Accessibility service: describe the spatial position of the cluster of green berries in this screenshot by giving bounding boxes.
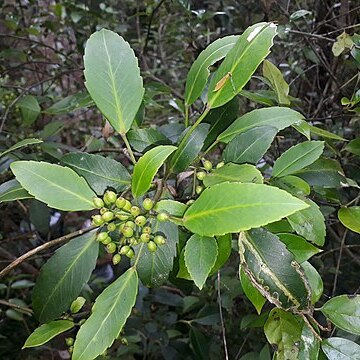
[195,158,224,194]
[91,191,169,265]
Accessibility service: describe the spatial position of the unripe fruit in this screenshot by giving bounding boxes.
[115,197,126,209]
[120,245,131,255]
[103,190,117,205]
[115,212,129,221]
[143,198,154,211]
[147,241,157,253]
[97,232,108,242]
[101,236,112,245]
[65,337,74,346]
[157,212,169,222]
[125,221,136,228]
[186,199,195,205]
[135,215,147,227]
[196,171,206,181]
[93,197,104,209]
[112,254,121,265]
[123,200,132,212]
[216,161,225,168]
[154,235,166,245]
[140,233,150,243]
[203,159,212,171]
[107,223,116,232]
[92,215,104,226]
[142,226,152,234]
[130,206,140,217]
[195,185,203,194]
[119,223,125,231]
[100,207,108,215]
[129,237,138,245]
[102,211,114,222]
[122,226,134,238]
[126,248,135,258]
[106,242,117,253]
[68,346,73,354]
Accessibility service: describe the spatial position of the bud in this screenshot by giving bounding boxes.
[126,248,135,258]
[106,242,117,254]
[112,254,121,265]
[107,223,116,232]
[92,215,104,226]
[65,337,74,346]
[123,200,132,212]
[103,190,117,205]
[102,211,114,222]
[120,245,131,255]
[142,198,154,211]
[96,232,108,242]
[115,197,126,209]
[195,185,203,194]
[93,197,104,209]
[130,206,141,217]
[216,161,225,168]
[135,215,147,227]
[202,159,212,171]
[122,226,134,238]
[196,171,206,181]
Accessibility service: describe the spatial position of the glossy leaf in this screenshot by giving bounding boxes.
[135,221,178,287]
[203,163,263,187]
[168,123,209,173]
[272,141,324,178]
[263,60,290,105]
[240,267,266,314]
[11,161,96,211]
[264,308,303,360]
[277,233,322,263]
[18,95,40,125]
[210,234,232,274]
[218,107,304,144]
[154,199,187,217]
[132,145,176,197]
[302,261,323,304]
[287,199,326,246]
[208,22,277,108]
[321,295,360,335]
[185,35,239,106]
[298,322,320,360]
[84,29,144,134]
[224,126,277,164]
[0,179,33,203]
[184,234,218,289]
[309,125,345,140]
[23,320,74,348]
[322,337,360,360]
[44,92,93,114]
[239,229,311,310]
[0,138,43,158]
[127,128,170,152]
[338,207,360,233]
[32,231,98,323]
[271,175,310,197]
[72,268,138,360]
[183,182,309,236]
[62,152,130,195]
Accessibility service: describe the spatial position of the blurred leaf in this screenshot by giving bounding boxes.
[302,261,323,304]
[128,128,170,152]
[0,179,33,203]
[338,207,360,233]
[44,92,93,114]
[345,138,360,156]
[0,138,43,158]
[18,95,40,125]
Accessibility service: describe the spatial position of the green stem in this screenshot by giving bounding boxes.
[184,105,189,128]
[121,133,136,164]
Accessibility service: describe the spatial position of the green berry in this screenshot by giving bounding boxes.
[115,197,126,209]
[120,245,131,255]
[93,197,104,209]
[123,200,132,212]
[115,212,129,221]
[92,215,104,226]
[129,237,138,245]
[157,212,169,222]
[216,161,225,168]
[186,199,195,205]
[195,185,203,194]
[130,206,140,217]
[97,232,108,242]
[107,223,116,232]
[203,159,212,171]
[147,241,157,253]
[112,254,121,265]
[122,226,134,238]
[103,190,117,205]
[100,207,108,215]
[125,221,136,228]
[68,346,73,354]
[65,337,74,346]
[101,236,112,245]
[154,235,166,245]
[135,215,147,227]
[102,211,114,222]
[196,171,206,181]
[142,226,152,234]
[126,248,135,258]
[143,198,154,211]
[106,242,117,253]
[140,233,150,243]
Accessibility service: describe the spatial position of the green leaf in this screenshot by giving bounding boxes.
[240,267,266,314]
[132,145,176,197]
[32,231,98,323]
[321,295,360,335]
[168,123,209,173]
[272,141,324,178]
[127,128,170,152]
[338,207,360,233]
[0,138,43,158]
[287,199,326,246]
[322,337,360,360]
[84,29,144,134]
[271,175,310,197]
[309,125,345,140]
[184,234,218,289]
[11,161,96,211]
[239,229,311,310]
[44,92,94,114]
[218,107,304,144]
[135,221,178,287]
[345,138,360,156]
[240,89,277,106]
[154,199,187,218]
[208,22,277,108]
[262,60,290,105]
[18,95,40,125]
[72,268,138,360]
[62,152,131,195]
[0,179,33,203]
[224,126,277,164]
[302,261,323,304]
[183,182,309,236]
[298,322,320,360]
[23,320,74,348]
[203,163,263,187]
[264,308,303,360]
[277,233,322,263]
[210,234,232,274]
[185,35,239,106]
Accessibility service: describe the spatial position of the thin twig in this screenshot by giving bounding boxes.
[332,228,349,296]
[217,271,229,360]
[0,299,33,314]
